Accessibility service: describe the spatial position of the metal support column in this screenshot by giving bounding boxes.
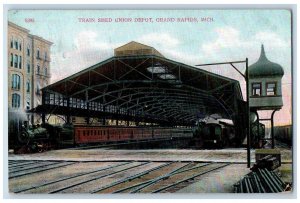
[246,58,251,168]
[86,105,90,124]
[271,109,279,149]
[86,91,90,125]
[254,111,260,148]
[102,105,106,125]
[66,97,70,124]
[41,91,46,124]
[126,110,130,126]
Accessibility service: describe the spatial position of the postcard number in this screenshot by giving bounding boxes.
[25,18,35,23]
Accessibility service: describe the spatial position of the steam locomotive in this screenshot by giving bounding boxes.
[13,122,72,153]
[193,118,265,148]
[12,121,193,153]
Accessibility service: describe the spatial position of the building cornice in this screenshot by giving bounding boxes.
[29,34,53,45]
[8,21,53,45]
[8,21,30,33]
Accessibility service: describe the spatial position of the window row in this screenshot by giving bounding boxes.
[10,38,22,51]
[10,57,49,76]
[10,54,22,69]
[11,74,31,93]
[252,82,277,96]
[11,94,31,109]
[9,40,49,61]
[36,49,49,60]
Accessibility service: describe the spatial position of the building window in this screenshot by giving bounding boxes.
[12,93,21,108]
[12,74,21,90]
[26,81,30,93]
[10,54,13,67]
[36,82,41,95]
[18,56,22,69]
[19,40,22,51]
[37,65,40,74]
[10,38,13,48]
[252,83,261,96]
[26,100,30,110]
[44,67,47,76]
[45,52,47,60]
[36,49,40,59]
[15,40,19,50]
[27,47,30,56]
[27,63,30,73]
[266,82,276,96]
[14,54,18,68]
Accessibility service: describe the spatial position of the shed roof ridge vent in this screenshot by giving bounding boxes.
[114,41,164,57]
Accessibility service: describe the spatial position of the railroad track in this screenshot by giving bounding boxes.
[275,140,291,149]
[9,160,230,194]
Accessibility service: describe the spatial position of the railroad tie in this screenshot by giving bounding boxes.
[234,168,286,193]
[91,161,175,194]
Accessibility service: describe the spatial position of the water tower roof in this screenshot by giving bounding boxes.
[248,45,284,77]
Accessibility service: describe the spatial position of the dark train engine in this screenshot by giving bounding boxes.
[16,122,51,153]
[193,119,235,148]
[251,122,266,148]
[14,122,74,153]
[193,116,266,149]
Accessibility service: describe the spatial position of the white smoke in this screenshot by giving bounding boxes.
[8,107,28,123]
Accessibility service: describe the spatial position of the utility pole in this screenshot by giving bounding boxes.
[245,58,251,168]
[196,59,251,168]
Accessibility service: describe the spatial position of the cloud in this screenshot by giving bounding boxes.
[136,33,201,65]
[195,26,291,81]
[138,33,180,48]
[199,27,290,64]
[202,27,240,53]
[50,31,121,82]
[254,31,289,48]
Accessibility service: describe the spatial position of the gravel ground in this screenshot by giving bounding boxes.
[8,147,292,163]
[176,164,249,193]
[7,147,293,194]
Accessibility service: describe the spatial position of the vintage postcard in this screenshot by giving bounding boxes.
[5,8,293,196]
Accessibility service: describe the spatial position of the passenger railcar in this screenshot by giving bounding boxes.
[14,122,193,153]
[73,125,192,145]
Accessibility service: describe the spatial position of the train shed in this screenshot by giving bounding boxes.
[32,41,247,137]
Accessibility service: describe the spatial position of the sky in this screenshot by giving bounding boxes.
[8,10,292,126]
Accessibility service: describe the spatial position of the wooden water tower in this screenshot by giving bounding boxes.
[248,45,284,148]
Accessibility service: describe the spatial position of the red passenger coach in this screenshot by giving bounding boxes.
[75,126,109,144]
[73,125,193,145]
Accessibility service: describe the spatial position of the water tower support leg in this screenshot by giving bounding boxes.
[271,109,279,149]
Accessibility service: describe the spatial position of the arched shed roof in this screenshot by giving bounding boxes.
[34,42,245,126]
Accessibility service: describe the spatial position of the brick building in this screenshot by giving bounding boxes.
[8,21,52,124]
